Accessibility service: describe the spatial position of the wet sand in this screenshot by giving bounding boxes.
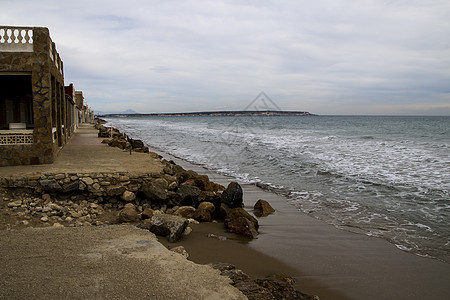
[157,148,450,300]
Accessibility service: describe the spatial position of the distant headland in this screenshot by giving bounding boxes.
[98,110,316,117]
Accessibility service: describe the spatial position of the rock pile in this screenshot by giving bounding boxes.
[0,121,278,242]
[209,263,319,300]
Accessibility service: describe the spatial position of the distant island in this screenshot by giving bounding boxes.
[98,110,316,117]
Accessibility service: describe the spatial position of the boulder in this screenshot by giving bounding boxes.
[143,214,189,243]
[194,201,215,222]
[106,185,126,197]
[130,139,145,149]
[198,191,222,218]
[174,206,196,218]
[119,205,138,223]
[39,179,62,192]
[225,208,259,238]
[121,190,136,202]
[253,199,275,217]
[193,174,211,190]
[197,201,215,213]
[141,178,168,202]
[209,263,319,300]
[141,208,154,219]
[176,184,201,206]
[221,182,243,208]
[108,137,130,149]
[193,208,212,222]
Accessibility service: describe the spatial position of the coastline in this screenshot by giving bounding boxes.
[1,122,449,299]
[146,143,450,300]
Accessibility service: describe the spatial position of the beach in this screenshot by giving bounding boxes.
[157,148,450,300]
[1,122,449,299]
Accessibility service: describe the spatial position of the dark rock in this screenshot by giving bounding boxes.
[221,182,243,208]
[163,165,176,175]
[176,184,201,206]
[143,214,189,243]
[254,277,319,300]
[193,203,214,222]
[141,178,168,202]
[209,263,319,300]
[141,208,154,219]
[108,137,130,150]
[253,199,275,217]
[119,206,138,223]
[106,185,126,197]
[39,179,62,192]
[198,191,222,218]
[174,206,196,218]
[130,139,144,149]
[225,207,259,238]
[62,181,79,192]
[226,216,259,239]
[193,174,210,190]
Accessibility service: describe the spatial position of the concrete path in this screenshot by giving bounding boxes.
[0,226,245,299]
[0,124,164,177]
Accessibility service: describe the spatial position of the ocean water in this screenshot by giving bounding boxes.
[105,115,450,263]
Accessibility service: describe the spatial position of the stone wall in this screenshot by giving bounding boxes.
[0,172,168,201]
[0,27,66,166]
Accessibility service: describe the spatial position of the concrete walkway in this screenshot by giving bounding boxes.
[0,226,245,299]
[0,124,164,177]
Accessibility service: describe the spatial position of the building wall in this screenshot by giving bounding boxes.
[0,27,66,166]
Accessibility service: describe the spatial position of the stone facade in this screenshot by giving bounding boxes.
[0,27,74,166]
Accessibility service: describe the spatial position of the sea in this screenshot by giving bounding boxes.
[105,115,450,263]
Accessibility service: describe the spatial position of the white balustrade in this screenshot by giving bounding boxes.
[0,27,33,52]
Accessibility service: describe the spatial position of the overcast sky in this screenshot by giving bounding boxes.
[2,0,450,115]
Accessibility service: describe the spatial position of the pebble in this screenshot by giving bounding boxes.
[40,216,49,222]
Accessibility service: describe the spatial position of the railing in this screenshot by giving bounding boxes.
[1,26,63,76]
[0,130,34,145]
[0,27,33,52]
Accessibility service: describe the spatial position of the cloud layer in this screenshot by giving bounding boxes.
[2,0,450,115]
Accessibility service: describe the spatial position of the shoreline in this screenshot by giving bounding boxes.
[2,121,449,299]
[142,139,450,300]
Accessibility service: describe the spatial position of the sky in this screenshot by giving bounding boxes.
[2,0,450,115]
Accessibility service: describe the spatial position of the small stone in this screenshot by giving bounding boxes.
[82,177,94,185]
[170,246,189,259]
[183,226,193,236]
[168,181,178,190]
[53,222,64,227]
[174,206,196,218]
[42,194,51,202]
[92,183,101,190]
[119,207,138,223]
[121,190,136,202]
[7,200,22,208]
[70,211,82,218]
[40,216,49,222]
[141,208,154,219]
[65,216,74,222]
[188,218,199,225]
[54,174,65,180]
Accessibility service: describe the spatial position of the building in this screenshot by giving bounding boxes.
[64,83,79,132]
[0,26,76,166]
